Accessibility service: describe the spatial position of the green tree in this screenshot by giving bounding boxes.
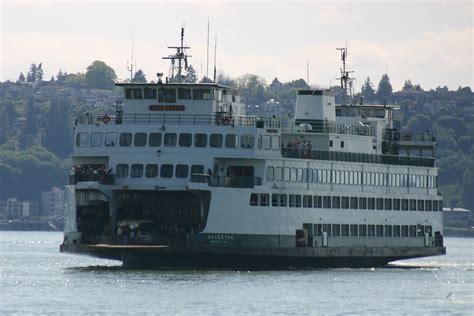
[132,69,147,83]
[217,73,236,87]
[0,100,16,127]
[402,79,413,91]
[268,78,283,94]
[18,72,26,83]
[200,76,213,83]
[361,77,376,103]
[437,116,467,138]
[64,73,87,86]
[85,60,117,89]
[376,73,393,104]
[56,69,65,83]
[0,107,9,144]
[26,64,37,82]
[406,113,432,133]
[44,97,72,158]
[236,74,267,106]
[36,63,44,81]
[458,136,472,154]
[184,65,197,83]
[19,99,40,149]
[0,146,68,201]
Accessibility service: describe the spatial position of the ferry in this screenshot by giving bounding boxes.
[60,28,446,268]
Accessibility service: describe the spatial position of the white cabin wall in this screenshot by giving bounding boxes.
[295,93,336,123]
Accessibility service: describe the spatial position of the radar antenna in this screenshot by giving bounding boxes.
[163,23,192,82]
[336,43,355,106]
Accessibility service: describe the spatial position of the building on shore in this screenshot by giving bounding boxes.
[0,198,39,219]
[41,187,65,215]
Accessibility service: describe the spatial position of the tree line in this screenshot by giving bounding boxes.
[0,60,473,211]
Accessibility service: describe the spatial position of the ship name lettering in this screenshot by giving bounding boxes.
[207,234,234,240]
[149,105,186,111]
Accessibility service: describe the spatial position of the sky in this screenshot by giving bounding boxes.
[1,0,472,91]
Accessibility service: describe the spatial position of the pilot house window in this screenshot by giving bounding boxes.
[144,88,157,99]
[193,89,211,100]
[178,88,192,99]
[125,88,143,99]
[133,89,143,99]
[158,89,176,103]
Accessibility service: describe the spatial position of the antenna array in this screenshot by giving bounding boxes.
[336,43,355,106]
[162,24,192,82]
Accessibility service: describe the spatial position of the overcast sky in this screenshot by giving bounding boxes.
[1,0,472,90]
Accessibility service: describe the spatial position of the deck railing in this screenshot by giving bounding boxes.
[77,113,281,129]
[383,130,436,142]
[281,148,434,167]
[190,174,262,188]
[283,121,375,137]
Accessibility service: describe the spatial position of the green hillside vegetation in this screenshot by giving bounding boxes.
[0,63,473,211]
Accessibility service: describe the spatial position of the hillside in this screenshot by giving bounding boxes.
[0,66,473,212]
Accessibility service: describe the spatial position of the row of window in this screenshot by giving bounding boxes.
[76,132,281,151]
[125,87,213,102]
[312,223,432,238]
[249,193,442,212]
[266,166,437,189]
[116,164,204,179]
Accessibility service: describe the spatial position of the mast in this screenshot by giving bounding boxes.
[162,26,192,82]
[206,19,210,79]
[213,36,217,82]
[336,43,355,106]
[127,35,135,81]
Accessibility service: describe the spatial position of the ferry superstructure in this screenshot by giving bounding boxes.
[60,29,445,268]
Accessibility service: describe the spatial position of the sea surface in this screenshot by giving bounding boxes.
[0,232,473,315]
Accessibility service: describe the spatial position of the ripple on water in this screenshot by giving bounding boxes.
[1,232,473,314]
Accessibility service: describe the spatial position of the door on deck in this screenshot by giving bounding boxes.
[303,223,313,247]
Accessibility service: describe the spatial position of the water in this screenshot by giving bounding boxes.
[1,232,473,315]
